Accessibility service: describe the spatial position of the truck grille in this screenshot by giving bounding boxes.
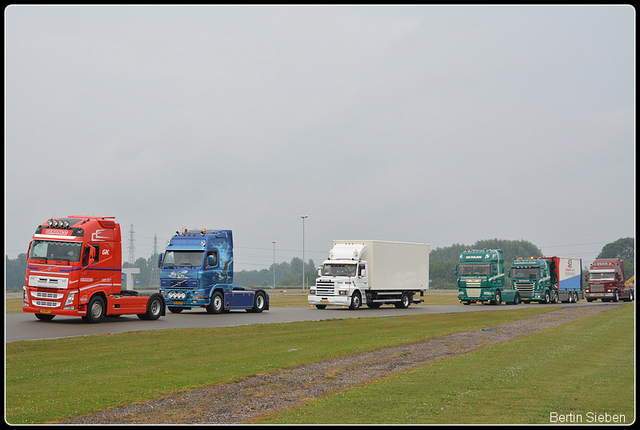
[590,285,604,293]
[466,288,481,298]
[315,280,335,296]
[515,283,534,297]
[32,291,64,300]
[34,300,60,308]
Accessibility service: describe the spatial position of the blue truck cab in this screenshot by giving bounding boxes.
[159,229,269,314]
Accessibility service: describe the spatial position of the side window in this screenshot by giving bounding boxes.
[82,245,100,266]
[207,251,218,267]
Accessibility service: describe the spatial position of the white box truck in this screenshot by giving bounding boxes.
[308,240,429,309]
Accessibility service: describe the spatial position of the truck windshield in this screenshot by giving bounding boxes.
[589,272,615,281]
[510,267,540,279]
[163,250,205,268]
[322,264,357,277]
[458,264,490,275]
[29,240,82,262]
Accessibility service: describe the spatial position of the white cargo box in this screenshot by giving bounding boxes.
[332,240,429,291]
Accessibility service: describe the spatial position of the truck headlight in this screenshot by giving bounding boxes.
[65,292,76,306]
[309,289,315,295]
[339,290,348,296]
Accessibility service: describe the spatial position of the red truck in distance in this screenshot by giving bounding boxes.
[22,216,165,323]
[585,258,634,302]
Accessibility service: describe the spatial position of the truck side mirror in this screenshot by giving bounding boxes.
[454,265,458,275]
[158,253,163,268]
[318,266,322,276]
[208,254,216,266]
[360,269,366,278]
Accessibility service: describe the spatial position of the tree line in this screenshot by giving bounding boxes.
[6,238,634,292]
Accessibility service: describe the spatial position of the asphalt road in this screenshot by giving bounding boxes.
[5,301,617,343]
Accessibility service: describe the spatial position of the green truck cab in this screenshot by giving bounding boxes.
[456,248,520,305]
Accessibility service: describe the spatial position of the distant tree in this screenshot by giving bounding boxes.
[5,253,27,291]
[597,237,634,261]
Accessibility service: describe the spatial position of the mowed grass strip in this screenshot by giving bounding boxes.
[6,307,552,424]
[257,304,634,425]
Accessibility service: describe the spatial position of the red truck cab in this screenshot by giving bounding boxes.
[23,216,165,322]
[585,258,634,302]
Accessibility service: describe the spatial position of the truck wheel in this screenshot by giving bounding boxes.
[207,291,224,314]
[349,292,361,310]
[572,292,579,303]
[251,291,266,313]
[315,305,327,309]
[35,313,56,321]
[553,291,559,303]
[138,294,164,320]
[543,291,550,304]
[613,290,619,302]
[493,290,501,305]
[86,296,105,323]
[511,293,521,305]
[395,292,411,308]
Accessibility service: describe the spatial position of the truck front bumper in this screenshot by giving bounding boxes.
[308,295,351,307]
[23,303,86,317]
[585,292,615,300]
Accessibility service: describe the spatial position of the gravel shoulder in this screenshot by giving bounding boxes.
[61,304,621,424]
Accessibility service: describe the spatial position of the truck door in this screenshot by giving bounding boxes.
[358,263,368,289]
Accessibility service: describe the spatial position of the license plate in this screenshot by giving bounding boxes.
[595,294,601,297]
[39,309,52,314]
[321,300,329,303]
[174,301,183,305]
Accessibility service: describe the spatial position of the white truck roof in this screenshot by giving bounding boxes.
[329,243,366,260]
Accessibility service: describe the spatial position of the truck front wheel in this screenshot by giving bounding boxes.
[349,292,361,310]
[493,290,501,305]
[207,291,224,314]
[543,291,550,304]
[86,296,105,323]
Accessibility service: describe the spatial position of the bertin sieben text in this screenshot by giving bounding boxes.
[549,411,627,423]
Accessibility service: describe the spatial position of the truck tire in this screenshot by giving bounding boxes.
[86,295,105,323]
[543,291,550,304]
[349,292,361,310]
[613,290,619,302]
[35,313,56,321]
[493,290,501,305]
[623,290,634,302]
[315,304,327,309]
[510,293,521,305]
[207,291,224,314]
[138,294,164,320]
[572,292,579,303]
[250,291,266,313]
[395,292,411,308]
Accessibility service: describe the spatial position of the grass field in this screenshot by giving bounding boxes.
[257,304,635,425]
[7,305,552,424]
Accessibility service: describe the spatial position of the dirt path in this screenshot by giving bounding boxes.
[62,304,620,424]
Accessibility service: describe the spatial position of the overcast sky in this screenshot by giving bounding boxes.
[5,5,635,271]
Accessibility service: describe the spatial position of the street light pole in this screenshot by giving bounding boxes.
[300,215,308,292]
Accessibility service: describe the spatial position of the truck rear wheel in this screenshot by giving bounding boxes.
[395,292,411,308]
[86,296,105,323]
[250,291,266,313]
[138,294,164,320]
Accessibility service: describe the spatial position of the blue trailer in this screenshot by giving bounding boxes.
[159,229,269,314]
